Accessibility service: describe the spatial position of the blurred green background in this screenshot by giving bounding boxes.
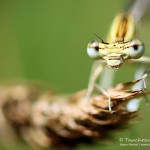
[0,0,150,150]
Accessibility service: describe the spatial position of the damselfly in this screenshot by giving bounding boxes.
[85,9,150,111]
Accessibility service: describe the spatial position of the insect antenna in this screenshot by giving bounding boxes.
[93,33,109,44]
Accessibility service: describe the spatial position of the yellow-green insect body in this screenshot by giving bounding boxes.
[107,13,136,42]
[85,12,149,111]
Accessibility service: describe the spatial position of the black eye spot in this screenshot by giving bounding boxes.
[95,46,99,51]
[133,45,138,50]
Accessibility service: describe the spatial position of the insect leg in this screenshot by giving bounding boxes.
[84,61,105,102]
[100,67,116,89]
[126,67,148,112]
[128,56,150,64]
[94,83,112,111]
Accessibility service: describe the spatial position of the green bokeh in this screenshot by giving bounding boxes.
[0,0,150,150]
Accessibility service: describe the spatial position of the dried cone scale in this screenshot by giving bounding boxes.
[0,74,150,149]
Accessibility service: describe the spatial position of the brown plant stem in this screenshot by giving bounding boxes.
[0,76,149,149]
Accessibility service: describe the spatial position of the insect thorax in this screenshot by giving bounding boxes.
[107,13,136,43]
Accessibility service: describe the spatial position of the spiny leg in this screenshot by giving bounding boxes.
[84,61,105,102]
[126,68,150,112]
[132,70,148,90]
[94,83,112,111]
[141,70,150,104]
[126,56,150,91]
[114,68,150,91]
[141,70,150,90]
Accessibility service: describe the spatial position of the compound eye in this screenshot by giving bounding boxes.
[128,40,145,59]
[87,41,100,59]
